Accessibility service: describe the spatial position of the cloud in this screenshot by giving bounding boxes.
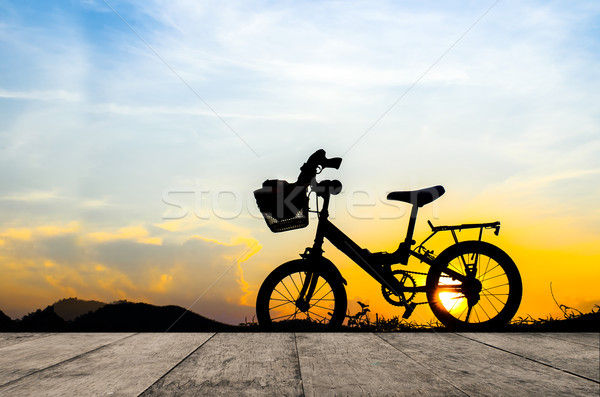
[0,223,261,323]
[86,225,162,245]
[0,0,599,323]
[0,190,62,202]
[0,89,82,102]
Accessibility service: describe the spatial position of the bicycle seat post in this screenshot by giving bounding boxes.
[404,204,419,247]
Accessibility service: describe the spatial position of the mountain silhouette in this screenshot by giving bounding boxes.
[17,305,67,332]
[0,309,13,331]
[53,297,106,321]
[72,302,234,332]
[6,301,234,332]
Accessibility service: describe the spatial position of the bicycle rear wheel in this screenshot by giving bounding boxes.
[256,259,347,330]
[426,241,522,330]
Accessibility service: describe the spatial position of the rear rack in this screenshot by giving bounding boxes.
[428,220,500,236]
[424,220,500,248]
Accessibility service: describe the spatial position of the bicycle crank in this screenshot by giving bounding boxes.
[382,270,417,306]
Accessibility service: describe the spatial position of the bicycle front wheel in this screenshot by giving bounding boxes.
[256,259,347,331]
[426,241,522,330]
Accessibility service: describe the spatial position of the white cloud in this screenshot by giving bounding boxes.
[0,0,599,321]
[0,89,82,102]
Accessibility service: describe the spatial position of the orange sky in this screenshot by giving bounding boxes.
[1,1,599,325]
[2,188,598,326]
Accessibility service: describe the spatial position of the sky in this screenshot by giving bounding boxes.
[0,0,598,325]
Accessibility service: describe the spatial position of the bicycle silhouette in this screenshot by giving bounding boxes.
[254,149,522,330]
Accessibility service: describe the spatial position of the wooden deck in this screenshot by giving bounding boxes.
[0,332,597,396]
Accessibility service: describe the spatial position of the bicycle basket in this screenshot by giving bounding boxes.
[254,179,309,232]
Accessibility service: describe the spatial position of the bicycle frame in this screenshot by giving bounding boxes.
[256,150,522,329]
[302,189,502,302]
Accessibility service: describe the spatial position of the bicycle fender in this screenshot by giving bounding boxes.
[306,257,347,285]
[431,240,511,269]
[430,241,476,269]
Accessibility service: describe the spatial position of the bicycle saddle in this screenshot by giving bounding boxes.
[387,185,445,207]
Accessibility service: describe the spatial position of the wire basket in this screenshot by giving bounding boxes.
[254,179,309,233]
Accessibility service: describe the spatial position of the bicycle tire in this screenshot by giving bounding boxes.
[256,259,347,331]
[426,241,522,330]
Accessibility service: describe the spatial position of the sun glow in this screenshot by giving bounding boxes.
[439,291,465,313]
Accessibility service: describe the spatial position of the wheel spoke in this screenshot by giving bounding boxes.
[474,306,481,323]
[307,310,329,321]
[311,289,334,308]
[482,288,507,306]
[273,287,293,302]
[479,263,501,280]
[269,297,295,302]
[311,303,335,311]
[311,277,328,297]
[289,272,302,294]
[476,300,491,320]
[480,256,492,283]
[280,277,297,302]
[271,308,299,321]
[448,259,465,276]
[286,307,300,321]
[269,301,295,311]
[483,293,501,314]
[447,294,462,312]
[483,282,509,291]
[482,272,506,283]
[456,303,468,320]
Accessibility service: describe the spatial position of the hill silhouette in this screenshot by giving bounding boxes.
[73,302,234,332]
[0,309,14,331]
[53,297,106,321]
[1,300,597,332]
[17,305,67,332]
[0,301,234,332]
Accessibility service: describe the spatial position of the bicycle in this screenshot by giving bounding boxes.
[254,149,522,330]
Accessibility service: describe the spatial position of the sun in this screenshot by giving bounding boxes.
[438,291,466,313]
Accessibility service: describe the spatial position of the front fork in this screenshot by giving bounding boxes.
[296,196,330,311]
[295,270,319,312]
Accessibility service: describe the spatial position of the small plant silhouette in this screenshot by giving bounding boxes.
[347,301,371,328]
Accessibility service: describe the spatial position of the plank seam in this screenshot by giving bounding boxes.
[136,332,217,396]
[0,333,139,389]
[455,333,600,385]
[375,333,471,396]
[293,333,306,397]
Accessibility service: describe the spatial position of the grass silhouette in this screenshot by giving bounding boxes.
[241,299,599,332]
[246,283,599,332]
[1,292,597,332]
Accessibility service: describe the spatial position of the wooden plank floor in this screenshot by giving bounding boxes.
[0,333,597,396]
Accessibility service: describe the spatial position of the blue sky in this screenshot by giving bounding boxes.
[1,0,599,322]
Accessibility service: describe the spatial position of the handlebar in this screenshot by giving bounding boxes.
[296,149,342,185]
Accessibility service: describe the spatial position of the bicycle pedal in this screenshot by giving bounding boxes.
[402,303,417,319]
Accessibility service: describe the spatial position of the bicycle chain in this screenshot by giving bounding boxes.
[381,268,456,307]
[403,270,428,277]
[406,269,455,279]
